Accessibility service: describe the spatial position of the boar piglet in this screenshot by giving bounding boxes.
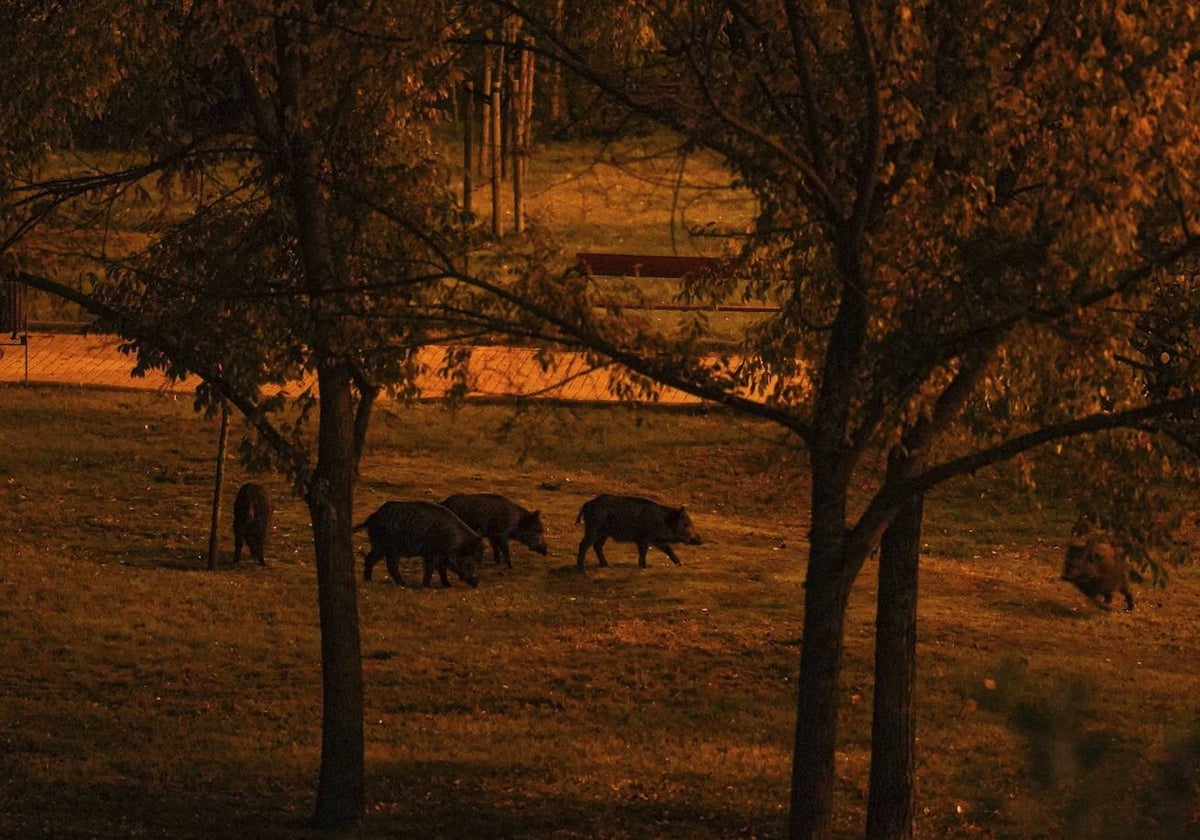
[575,493,702,570]
[355,501,482,588]
[440,492,548,567]
[233,482,272,566]
[1062,538,1135,611]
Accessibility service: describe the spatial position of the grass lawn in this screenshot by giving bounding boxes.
[1,387,1198,839]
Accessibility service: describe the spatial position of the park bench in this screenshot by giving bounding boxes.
[575,252,779,312]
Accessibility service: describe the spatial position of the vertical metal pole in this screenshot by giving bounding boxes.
[207,400,230,570]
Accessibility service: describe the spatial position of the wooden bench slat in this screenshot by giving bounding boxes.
[575,251,780,313]
[576,252,720,278]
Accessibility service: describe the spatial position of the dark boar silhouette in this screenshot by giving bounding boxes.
[440,493,548,567]
[1062,538,1135,611]
[575,494,702,570]
[232,482,271,566]
[355,501,482,588]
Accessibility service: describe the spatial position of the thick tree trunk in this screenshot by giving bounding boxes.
[789,462,859,840]
[866,490,922,840]
[308,361,365,829]
[789,560,854,840]
[788,390,865,840]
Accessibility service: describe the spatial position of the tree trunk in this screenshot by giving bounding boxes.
[550,0,564,123]
[490,75,503,237]
[866,490,922,840]
[462,80,474,217]
[480,60,492,178]
[308,360,365,829]
[789,519,856,840]
[512,75,524,234]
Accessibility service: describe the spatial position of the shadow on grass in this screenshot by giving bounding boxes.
[106,547,211,572]
[364,758,781,840]
[991,596,1088,621]
[1,759,782,839]
[0,778,315,840]
[122,549,286,573]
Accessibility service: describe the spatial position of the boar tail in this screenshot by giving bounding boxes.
[574,506,585,525]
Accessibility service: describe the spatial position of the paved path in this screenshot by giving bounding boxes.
[0,332,703,405]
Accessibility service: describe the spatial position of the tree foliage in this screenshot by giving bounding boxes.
[6,1,472,429]
[1,0,487,829]
[489,2,1200,838]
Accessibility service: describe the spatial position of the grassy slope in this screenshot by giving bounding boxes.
[7,134,1199,838]
[1,389,1198,839]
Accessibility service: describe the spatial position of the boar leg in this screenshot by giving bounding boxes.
[423,557,453,588]
[1121,587,1135,611]
[576,534,610,568]
[384,554,406,586]
[592,537,610,567]
[496,536,512,567]
[655,543,683,566]
[252,539,267,567]
[233,535,244,564]
[364,549,381,581]
[637,542,650,569]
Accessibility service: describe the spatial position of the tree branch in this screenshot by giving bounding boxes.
[843,390,1200,570]
[847,0,882,244]
[450,267,813,438]
[12,270,306,477]
[914,394,1200,495]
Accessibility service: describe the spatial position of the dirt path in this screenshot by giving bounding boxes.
[0,332,702,404]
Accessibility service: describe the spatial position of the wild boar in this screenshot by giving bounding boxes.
[575,493,702,570]
[440,492,548,567]
[355,501,482,588]
[232,482,271,566]
[1062,538,1135,611]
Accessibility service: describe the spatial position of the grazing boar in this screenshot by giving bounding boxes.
[355,501,482,588]
[232,482,271,566]
[1062,538,1135,611]
[440,492,548,567]
[575,494,702,570]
